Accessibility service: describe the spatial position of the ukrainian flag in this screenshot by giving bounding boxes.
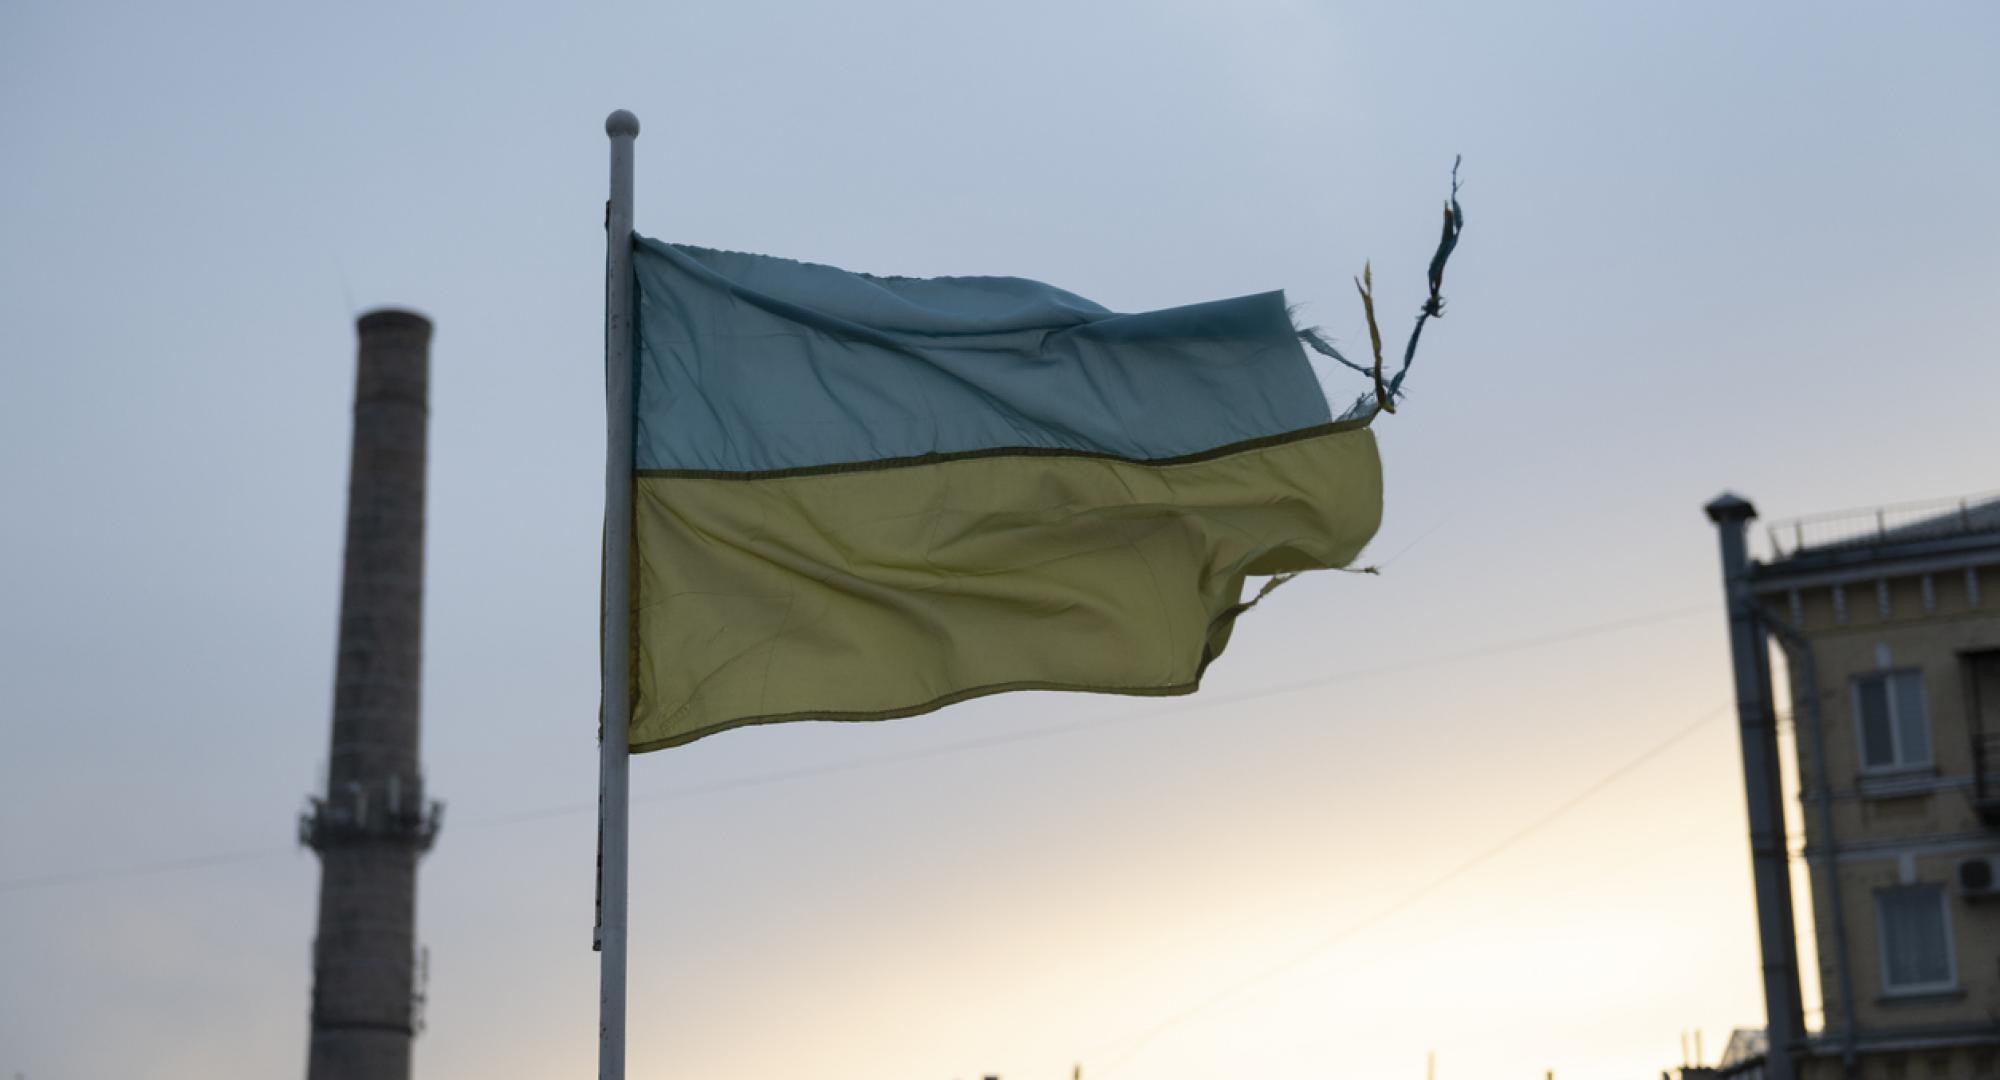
[623,238,1434,751]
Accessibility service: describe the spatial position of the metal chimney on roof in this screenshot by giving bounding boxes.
[301,309,441,1080]
[1703,491,1801,1080]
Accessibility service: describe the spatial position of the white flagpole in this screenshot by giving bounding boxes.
[597,108,639,1080]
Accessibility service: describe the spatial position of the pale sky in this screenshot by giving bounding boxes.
[3,3,1998,1079]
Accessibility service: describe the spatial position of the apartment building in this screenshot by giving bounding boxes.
[1702,491,2000,1080]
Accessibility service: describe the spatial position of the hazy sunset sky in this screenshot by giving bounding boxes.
[4,3,1998,1079]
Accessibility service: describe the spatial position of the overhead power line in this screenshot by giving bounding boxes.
[0,845,307,895]
[0,603,1716,896]
[1089,701,1734,1076]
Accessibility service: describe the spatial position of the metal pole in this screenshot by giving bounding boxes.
[597,108,640,1080]
[1763,616,1860,1078]
[1704,493,1802,1080]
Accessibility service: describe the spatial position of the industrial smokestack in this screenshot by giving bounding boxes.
[301,309,441,1080]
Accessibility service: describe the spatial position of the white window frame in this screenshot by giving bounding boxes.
[1852,668,1933,774]
[1874,884,1957,996]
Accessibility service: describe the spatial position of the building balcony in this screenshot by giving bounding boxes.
[1975,731,2000,829]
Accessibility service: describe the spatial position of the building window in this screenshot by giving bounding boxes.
[1854,670,1931,771]
[1876,885,1955,994]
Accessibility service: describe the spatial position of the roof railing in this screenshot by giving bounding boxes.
[1765,490,2000,561]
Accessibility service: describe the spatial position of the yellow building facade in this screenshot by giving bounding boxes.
[1712,493,2000,1080]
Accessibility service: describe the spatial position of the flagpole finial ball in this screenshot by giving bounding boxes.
[606,110,640,138]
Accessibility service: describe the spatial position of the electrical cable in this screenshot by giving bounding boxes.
[1088,701,1734,1076]
[0,602,1716,896]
